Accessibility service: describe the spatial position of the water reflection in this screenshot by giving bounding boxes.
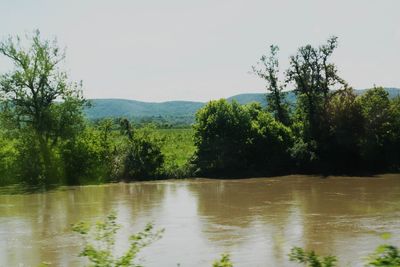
[0,175,400,266]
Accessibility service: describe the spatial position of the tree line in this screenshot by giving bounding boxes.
[193,37,400,176]
[0,31,399,186]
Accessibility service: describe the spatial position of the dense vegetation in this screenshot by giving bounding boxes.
[193,37,400,176]
[0,31,195,187]
[0,32,399,187]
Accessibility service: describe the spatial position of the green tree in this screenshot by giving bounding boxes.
[389,96,400,169]
[324,87,364,171]
[286,36,346,167]
[358,87,397,170]
[252,45,291,125]
[247,104,293,173]
[193,99,252,176]
[193,100,293,176]
[123,126,164,180]
[0,30,85,184]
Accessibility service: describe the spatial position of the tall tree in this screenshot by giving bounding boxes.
[286,37,346,166]
[0,30,85,184]
[253,45,290,126]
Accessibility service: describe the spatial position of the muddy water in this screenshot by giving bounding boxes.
[1,175,400,266]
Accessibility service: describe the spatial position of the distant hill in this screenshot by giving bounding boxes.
[354,87,400,98]
[85,88,400,122]
[85,99,204,121]
[227,91,297,106]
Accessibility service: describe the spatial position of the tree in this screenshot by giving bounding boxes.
[252,45,291,126]
[247,104,293,173]
[286,37,345,146]
[193,99,252,176]
[115,119,164,180]
[324,87,364,171]
[193,100,293,176]
[123,138,164,180]
[0,30,85,184]
[358,87,397,170]
[389,96,400,169]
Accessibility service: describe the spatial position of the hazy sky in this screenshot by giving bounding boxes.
[0,0,399,102]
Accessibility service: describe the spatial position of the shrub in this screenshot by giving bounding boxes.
[72,212,163,267]
[123,136,164,180]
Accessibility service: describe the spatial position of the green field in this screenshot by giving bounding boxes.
[151,128,196,178]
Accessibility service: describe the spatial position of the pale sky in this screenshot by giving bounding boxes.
[0,0,399,102]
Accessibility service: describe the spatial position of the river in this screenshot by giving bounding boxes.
[1,174,400,266]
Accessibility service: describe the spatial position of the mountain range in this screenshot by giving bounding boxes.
[84,88,400,123]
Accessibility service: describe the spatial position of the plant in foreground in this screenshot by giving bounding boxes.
[72,213,399,267]
[289,241,400,267]
[212,253,233,267]
[289,247,337,267]
[72,212,164,267]
[366,244,400,266]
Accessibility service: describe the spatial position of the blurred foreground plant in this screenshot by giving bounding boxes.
[72,212,163,267]
[365,234,400,267]
[212,253,233,267]
[289,247,337,267]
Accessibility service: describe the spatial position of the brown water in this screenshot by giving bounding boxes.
[1,175,400,267]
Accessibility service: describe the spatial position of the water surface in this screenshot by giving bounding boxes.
[1,175,400,266]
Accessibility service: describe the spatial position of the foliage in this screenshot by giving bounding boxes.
[289,242,400,267]
[286,36,346,169]
[247,104,293,172]
[212,253,233,267]
[252,45,291,126]
[72,212,163,267]
[358,87,399,170]
[193,100,293,176]
[123,126,164,180]
[0,132,18,185]
[193,99,252,176]
[61,127,114,185]
[155,128,195,178]
[0,30,85,185]
[366,244,400,266]
[322,87,364,171]
[289,247,337,267]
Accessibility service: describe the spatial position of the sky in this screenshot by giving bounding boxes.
[0,0,399,102]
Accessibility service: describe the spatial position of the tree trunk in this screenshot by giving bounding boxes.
[38,134,53,185]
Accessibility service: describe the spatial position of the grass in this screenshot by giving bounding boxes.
[154,128,196,177]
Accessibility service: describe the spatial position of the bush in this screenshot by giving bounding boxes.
[123,136,164,180]
[61,128,112,185]
[248,108,293,173]
[193,100,293,176]
[193,99,252,176]
[358,87,397,170]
